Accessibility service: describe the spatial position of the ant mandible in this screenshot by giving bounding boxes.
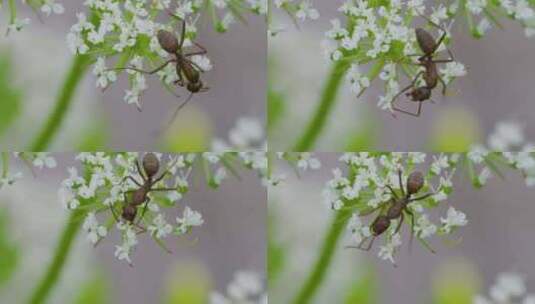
[110,153,178,232]
[112,18,210,130]
[347,170,434,253]
[391,16,455,117]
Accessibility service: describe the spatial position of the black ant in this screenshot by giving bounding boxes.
[347,170,434,253]
[110,153,177,231]
[111,18,210,130]
[391,16,455,117]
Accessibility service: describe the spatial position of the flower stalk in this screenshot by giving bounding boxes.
[28,54,91,151]
[291,208,351,304]
[27,209,83,304]
[292,60,349,151]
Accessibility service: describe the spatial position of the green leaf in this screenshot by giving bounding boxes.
[0,52,22,139]
[0,207,19,288]
[73,271,111,304]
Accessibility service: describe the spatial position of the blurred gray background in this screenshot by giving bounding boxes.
[0,154,266,303]
[269,2,535,151]
[270,153,535,303]
[0,2,265,150]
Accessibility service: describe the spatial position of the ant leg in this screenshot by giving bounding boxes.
[136,199,151,226]
[185,42,208,57]
[149,188,178,192]
[159,93,195,135]
[405,209,415,253]
[395,213,405,234]
[135,159,148,183]
[409,192,434,202]
[415,101,423,117]
[391,71,423,113]
[111,59,176,75]
[359,236,376,251]
[179,19,186,49]
[122,176,143,187]
[385,185,399,199]
[398,169,405,197]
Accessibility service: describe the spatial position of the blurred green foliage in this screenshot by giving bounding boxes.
[430,106,481,152]
[268,213,286,286]
[0,52,22,139]
[268,88,285,132]
[0,207,19,289]
[344,267,378,304]
[161,107,212,151]
[344,110,379,151]
[163,262,210,304]
[76,118,110,151]
[73,271,111,304]
[432,260,480,304]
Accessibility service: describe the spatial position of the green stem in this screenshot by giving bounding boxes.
[292,60,350,151]
[28,54,91,151]
[291,209,351,304]
[27,210,83,304]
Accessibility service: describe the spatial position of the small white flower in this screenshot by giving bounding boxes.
[440,207,468,233]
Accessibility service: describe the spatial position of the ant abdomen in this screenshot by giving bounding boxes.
[407,171,424,194]
[157,30,179,54]
[371,215,390,236]
[142,153,160,177]
[415,28,436,55]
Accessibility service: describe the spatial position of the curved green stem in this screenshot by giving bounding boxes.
[292,60,350,151]
[291,209,351,304]
[27,210,83,304]
[28,54,91,151]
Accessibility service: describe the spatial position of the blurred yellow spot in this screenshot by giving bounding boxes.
[163,261,211,304]
[430,106,482,152]
[432,258,481,304]
[161,106,213,152]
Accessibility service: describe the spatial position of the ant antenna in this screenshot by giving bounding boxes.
[157,92,194,135]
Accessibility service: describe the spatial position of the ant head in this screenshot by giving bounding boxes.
[407,87,431,101]
[407,171,424,195]
[122,205,137,222]
[142,153,160,178]
[157,30,179,54]
[372,215,390,236]
[187,81,203,93]
[415,28,436,56]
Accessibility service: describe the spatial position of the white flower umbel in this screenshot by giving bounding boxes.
[320,0,535,112]
[329,153,463,264]
[3,0,64,34]
[58,152,266,264]
[67,0,264,107]
[0,153,57,190]
[474,271,535,304]
[210,270,266,304]
[269,0,319,36]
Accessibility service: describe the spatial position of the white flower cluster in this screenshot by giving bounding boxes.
[0,152,57,190]
[210,270,267,304]
[469,121,535,187]
[323,153,467,264]
[58,152,205,265]
[269,0,319,36]
[212,116,266,151]
[202,151,269,189]
[474,272,535,304]
[264,152,321,186]
[68,0,263,108]
[4,0,64,34]
[321,0,535,112]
